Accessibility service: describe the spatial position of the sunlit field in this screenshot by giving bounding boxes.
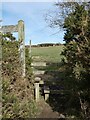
[31,45,64,63]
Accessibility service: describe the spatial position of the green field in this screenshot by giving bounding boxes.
[31,45,64,63]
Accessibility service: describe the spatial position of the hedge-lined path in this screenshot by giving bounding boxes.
[36,98,59,118]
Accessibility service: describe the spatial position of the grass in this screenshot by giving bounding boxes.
[31,45,64,63]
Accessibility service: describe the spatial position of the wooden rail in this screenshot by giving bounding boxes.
[33,70,45,75]
[31,62,46,67]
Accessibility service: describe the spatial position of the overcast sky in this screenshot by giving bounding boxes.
[2,2,65,45]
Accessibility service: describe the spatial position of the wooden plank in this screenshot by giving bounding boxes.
[44,86,50,93]
[33,70,45,75]
[31,62,46,67]
[44,89,69,94]
[50,90,69,94]
[39,80,44,84]
[0,25,18,33]
[44,90,50,94]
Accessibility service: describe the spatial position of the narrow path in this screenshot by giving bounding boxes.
[37,98,59,118]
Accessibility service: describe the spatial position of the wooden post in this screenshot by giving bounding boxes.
[44,86,50,101]
[0,22,2,119]
[45,93,49,101]
[34,82,39,102]
[29,40,31,58]
[18,20,25,77]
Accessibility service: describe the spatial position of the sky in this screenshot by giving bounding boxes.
[1,1,65,45]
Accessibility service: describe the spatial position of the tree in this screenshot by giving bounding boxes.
[2,32,16,41]
[25,47,33,81]
[62,3,90,119]
[47,2,90,119]
[2,33,37,118]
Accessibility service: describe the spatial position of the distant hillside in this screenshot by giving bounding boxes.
[26,43,63,48]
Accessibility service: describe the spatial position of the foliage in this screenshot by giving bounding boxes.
[36,43,62,47]
[2,38,20,78]
[47,2,90,119]
[2,33,37,118]
[2,32,16,41]
[45,2,77,29]
[2,76,37,118]
[25,47,33,81]
[61,3,90,119]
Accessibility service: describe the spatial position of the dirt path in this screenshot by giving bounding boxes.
[36,98,59,118]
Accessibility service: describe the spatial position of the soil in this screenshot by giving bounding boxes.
[37,98,59,118]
